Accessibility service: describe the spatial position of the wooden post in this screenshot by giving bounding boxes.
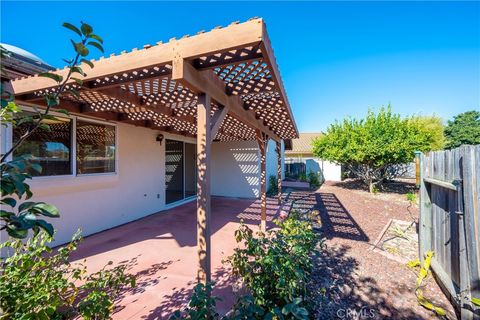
[276,141,282,205]
[257,131,268,232]
[196,93,211,284]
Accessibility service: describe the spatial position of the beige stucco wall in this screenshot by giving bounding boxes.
[1,119,284,247]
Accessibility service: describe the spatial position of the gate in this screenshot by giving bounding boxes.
[419,145,480,319]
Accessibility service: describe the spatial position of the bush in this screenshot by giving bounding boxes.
[268,175,279,196]
[170,282,220,320]
[226,211,318,319]
[298,173,307,182]
[0,231,135,319]
[307,172,322,189]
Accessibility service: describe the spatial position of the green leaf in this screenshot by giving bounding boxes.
[1,197,16,207]
[71,66,85,76]
[87,41,104,53]
[6,227,28,239]
[38,72,63,83]
[30,163,42,174]
[18,201,36,212]
[81,22,93,36]
[81,59,94,69]
[71,41,89,57]
[89,34,104,44]
[62,22,82,37]
[35,219,55,237]
[71,77,84,85]
[32,203,60,218]
[0,210,14,218]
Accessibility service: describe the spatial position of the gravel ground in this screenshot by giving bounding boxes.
[287,181,457,320]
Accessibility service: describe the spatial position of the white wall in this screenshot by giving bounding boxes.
[211,140,260,198]
[4,123,167,246]
[211,139,284,198]
[286,156,342,182]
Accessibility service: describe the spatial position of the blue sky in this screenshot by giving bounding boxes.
[1,1,479,132]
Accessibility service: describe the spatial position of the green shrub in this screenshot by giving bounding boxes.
[268,175,279,196]
[0,231,135,319]
[298,173,307,182]
[170,282,220,320]
[226,211,318,319]
[307,172,322,189]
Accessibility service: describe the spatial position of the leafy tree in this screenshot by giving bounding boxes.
[312,106,439,192]
[0,21,103,238]
[444,110,480,149]
[408,115,445,151]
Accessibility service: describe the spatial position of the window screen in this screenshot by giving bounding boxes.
[76,120,116,174]
[13,114,72,176]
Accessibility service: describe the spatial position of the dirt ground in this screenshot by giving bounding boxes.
[301,180,457,319]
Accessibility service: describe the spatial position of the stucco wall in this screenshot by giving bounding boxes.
[1,118,284,247]
[286,156,342,182]
[210,139,284,199]
[211,140,260,198]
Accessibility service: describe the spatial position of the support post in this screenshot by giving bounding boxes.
[257,131,268,232]
[276,141,282,205]
[196,93,211,284]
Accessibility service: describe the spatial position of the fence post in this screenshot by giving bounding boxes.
[419,152,431,262]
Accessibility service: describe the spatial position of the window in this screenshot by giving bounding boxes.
[76,120,116,174]
[12,110,117,177]
[13,114,73,177]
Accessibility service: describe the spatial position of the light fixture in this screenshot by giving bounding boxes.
[156,134,164,145]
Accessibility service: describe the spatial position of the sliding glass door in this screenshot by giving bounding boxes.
[165,139,197,205]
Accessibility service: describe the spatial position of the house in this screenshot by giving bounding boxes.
[0,19,298,282]
[285,132,342,181]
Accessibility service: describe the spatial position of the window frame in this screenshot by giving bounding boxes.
[10,105,118,180]
[75,117,118,177]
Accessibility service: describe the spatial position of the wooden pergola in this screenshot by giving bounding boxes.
[11,18,299,283]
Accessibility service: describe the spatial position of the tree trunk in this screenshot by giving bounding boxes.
[369,180,375,193]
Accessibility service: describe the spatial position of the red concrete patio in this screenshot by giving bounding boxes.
[69,197,283,320]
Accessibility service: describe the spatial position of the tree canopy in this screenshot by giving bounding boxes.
[444,110,480,149]
[312,106,444,192]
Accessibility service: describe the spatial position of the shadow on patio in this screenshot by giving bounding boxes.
[68,196,282,319]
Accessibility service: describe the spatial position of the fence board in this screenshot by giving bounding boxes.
[420,145,480,319]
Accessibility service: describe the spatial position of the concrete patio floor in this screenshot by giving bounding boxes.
[69,197,282,319]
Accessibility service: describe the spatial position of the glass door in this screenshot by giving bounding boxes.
[165,140,197,205]
[165,140,184,204]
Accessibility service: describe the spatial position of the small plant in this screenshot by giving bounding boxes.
[226,211,318,319]
[298,172,307,182]
[406,192,417,204]
[170,282,220,320]
[268,175,278,196]
[0,231,135,319]
[307,171,322,189]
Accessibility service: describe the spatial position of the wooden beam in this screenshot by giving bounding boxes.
[276,140,282,205]
[196,93,212,284]
[257,130,268,232]
[259,22,298,137]
[12,19,263,95]
[210,105,229,141]
[172,58,280,142]
[193,45,262,70]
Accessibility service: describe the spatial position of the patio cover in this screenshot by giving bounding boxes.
[11,18,299,283]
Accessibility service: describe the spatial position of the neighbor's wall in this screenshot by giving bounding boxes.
[285,155,342,182]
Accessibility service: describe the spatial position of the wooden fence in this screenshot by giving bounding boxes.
[419,145,480,319]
